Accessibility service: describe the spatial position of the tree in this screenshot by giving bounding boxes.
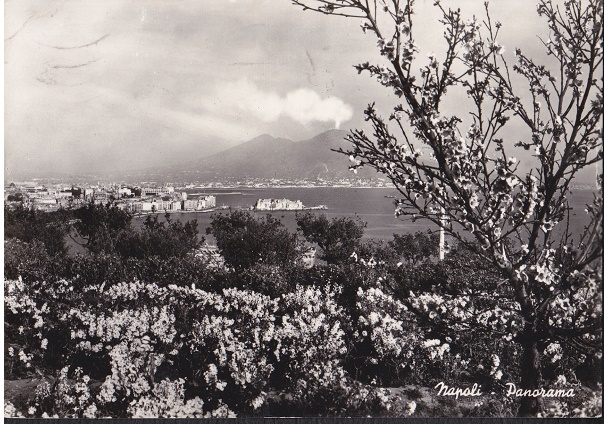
[207,211,300,271]
[389,231,439,266]
[4,238,52,281]
[6,192,24,202]
[71,202,132,254]
[291,0,602,416]
[4,205,69,257]
[115,213,201,259]
[296,212,366,263]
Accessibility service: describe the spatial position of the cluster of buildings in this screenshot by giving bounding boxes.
[253,198,327,211]
[4,183,83,211]
[254,198,305,211]
[114,191,216,214]
[4,182,216,213]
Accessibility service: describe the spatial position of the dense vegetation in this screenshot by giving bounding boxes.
[4,205,601,418]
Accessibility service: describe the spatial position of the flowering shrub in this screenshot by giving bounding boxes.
[275,285,349,411]
[537,383,602,418]
[127,378,235,418]
[354,286,418,382]
[31,366,98,418]
[183,286,279,412]
[354,286,492,386]
[4,402,25,418]
[4,277,66,378]
[63,281,281,414]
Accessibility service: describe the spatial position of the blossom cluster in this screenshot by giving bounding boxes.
[356,287,414,360]
[277,285,349,404]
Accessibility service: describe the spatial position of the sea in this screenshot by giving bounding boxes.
[137,187,599,244]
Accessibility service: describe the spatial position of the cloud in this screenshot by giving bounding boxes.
[216,79,354,129]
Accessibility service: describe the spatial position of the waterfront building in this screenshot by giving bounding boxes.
[182,199,197,211]
[141,201,161,211]
[198,195,216,209]
[255,198,304,211]
[140,186,175,197]
[182,195,216,211]
[141,187,164,197]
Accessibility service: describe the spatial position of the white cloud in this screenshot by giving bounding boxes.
[284,88,354,128]
[216,79,354,129]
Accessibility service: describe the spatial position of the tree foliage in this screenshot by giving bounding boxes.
[72,202,133,254]
[207,211,300,271]
[71,204,201,259]
[4,238,52,281]
[4,205,70,257]
[115,213,201,259]
[389,231,439,266]
[296,212,366,264]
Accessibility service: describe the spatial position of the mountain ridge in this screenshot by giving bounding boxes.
[134,129,376,183]
[198,129,370,181]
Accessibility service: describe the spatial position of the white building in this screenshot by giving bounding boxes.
[118,187,132,198]
[182,195,216,211]
[198,195,216,209]
[255,198,304,211]
[141,201,161,211]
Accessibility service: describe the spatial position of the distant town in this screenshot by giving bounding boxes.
[4,182,218,214]
[3,177,396,213]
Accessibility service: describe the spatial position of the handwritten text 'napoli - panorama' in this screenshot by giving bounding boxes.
[435,382,576,400]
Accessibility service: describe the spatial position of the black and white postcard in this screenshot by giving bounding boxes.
[4,0,602,419]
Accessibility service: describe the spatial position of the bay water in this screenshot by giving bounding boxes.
[144,187,598,244]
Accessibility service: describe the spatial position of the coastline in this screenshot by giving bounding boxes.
[133,205,330,217]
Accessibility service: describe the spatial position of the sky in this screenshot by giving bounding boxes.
[4,0,596,183]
